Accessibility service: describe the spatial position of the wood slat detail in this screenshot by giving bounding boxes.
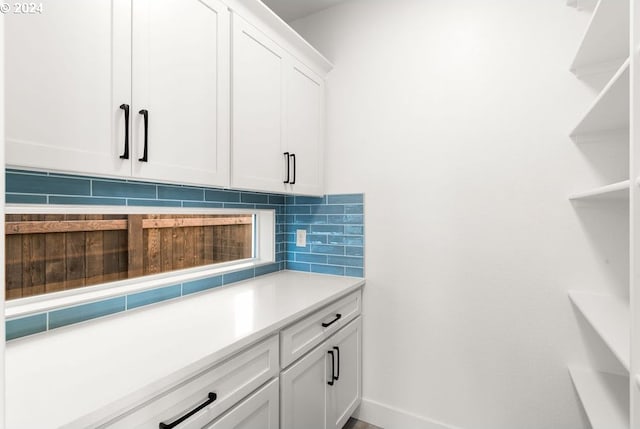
[6,219,128,235]
[141,217,252,229]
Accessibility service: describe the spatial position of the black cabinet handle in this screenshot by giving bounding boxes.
[283,152,290,183]
[119,104,130,159]
[327,350,335,386]
[158,392,217,429]
[322,313,341,328]
[333,346,340,381]
[290,153,296,184]
[138,109,149,162]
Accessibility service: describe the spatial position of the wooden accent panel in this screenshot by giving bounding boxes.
[5,214,254,300]
[6,219,127,234]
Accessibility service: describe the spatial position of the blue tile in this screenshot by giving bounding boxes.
[345,267,364,277]
[311,205,344,215]
[127,285,181,309]
[49,297,126,329]
[6,314,47,340]
[344,204,363,214]
[223,268,255,284]
[269,195,285,205]
[93,180,156,198]
[311,225,344,235]
[327,215,363,225]
[295,215,327,225]
[307,234,328,244]
[158,186,204,201]
[255,204,281,212]
[296,253,328,264]
[327,256,364,267]
[346,246,364,257]
[7,173,90,196]
[276,233,287,243]
[255,263,280,276]
[287,242,310,252]
[6,194,47,204]
[328,236,363,246]
[286,261,310,272]
[286,205,311,214]
[276,252,285,262]
[182,201,224,208]
[241,192,269,204]
[285,196,295,205]
[282,215,295,224]
[49,196,126,206]
[310,244,345,255]
[285,233,296,243]
[205,189,240,202]
[286,252,297,261]
[295,196,325,205]
[183,276,223,295]
[223,203,256,209]
[311,264,345,276]
[327,194,363,204]
[344,225,364,235]
[127,199,181,207]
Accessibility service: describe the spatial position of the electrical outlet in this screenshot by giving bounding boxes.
[296,229,307,247]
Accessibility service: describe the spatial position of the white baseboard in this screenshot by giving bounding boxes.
[353,398,464,429]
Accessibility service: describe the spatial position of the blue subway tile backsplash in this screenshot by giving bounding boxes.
[286,193,364,278]
[5,169,364,340]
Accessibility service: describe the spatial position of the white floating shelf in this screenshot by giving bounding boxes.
[571,59,629,138]
[570,0,629,75]
[569,367,629,429]
[569,291,630,370]
[568,180,630,201]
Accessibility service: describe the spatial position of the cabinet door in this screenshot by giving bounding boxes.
[132,0,230,187]
[285,61,325,196]
[327,317,362,429]
[204,379,279,429]
[6,0,131,177]
[280,342,331,429]
[231,14,288,194]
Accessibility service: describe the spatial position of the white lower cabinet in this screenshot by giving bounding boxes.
[204,378,279,429]
[281,316,363,429]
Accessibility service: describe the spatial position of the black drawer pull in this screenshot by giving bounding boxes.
[283,152,290,183]
[119,104,130,159]
[333,346,340,381]
[158,392,217,429]
[138,109,149,162]
[322,313,341,328]
[290,153,296,184]
[327,350,335,386]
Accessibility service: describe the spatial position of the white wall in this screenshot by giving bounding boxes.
[291,1,627,428]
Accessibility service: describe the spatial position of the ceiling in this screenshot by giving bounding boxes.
[261,0,347,22]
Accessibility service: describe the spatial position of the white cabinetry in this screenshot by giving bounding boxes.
[5,0,131,178]
[131,0,230,186]
[231,15,287,194]
[230,12,328,196]
[6,0,230,187]
[204,378,279,429]
[280,317,362,429]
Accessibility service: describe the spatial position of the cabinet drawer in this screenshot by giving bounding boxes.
[104,335,279,428]
[203,378,279,429]
[280,290,361,368]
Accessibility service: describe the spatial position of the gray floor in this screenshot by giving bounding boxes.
[342,418,383,429]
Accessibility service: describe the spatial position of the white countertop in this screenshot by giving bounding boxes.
[5,271,365,429]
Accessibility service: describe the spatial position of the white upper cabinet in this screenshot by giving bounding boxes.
[6,0,230,188]
[285,61,325,195]
[5,0,131,177]
[132,0,230,186]
[6,0,330,195]
[231,15,288,194]
[230,6,331,196]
